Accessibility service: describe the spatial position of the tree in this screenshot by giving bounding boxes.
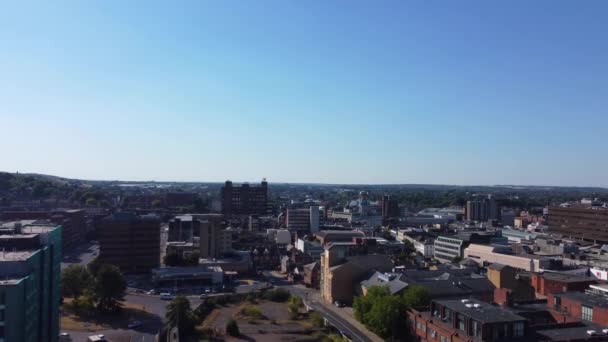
[288,296,302,320]
[86,197,98,206]
[309,311,324,328]
[353,286,409,340]
[402,285,431,308]
[226,319,240,337]
[62,264,93,298]
[166,296,197,336]
[163,253,183,266]
[151,199,162,208]
[184,252,200,266]
[92,264,126,313]
[87,256,103,277]
[264,288,291,302]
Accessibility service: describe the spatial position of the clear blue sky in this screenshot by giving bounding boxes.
[1,1,607,186]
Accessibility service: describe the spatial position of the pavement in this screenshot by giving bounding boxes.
[61,241,99,270]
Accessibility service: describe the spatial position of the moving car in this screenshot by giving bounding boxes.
[128,320,143,329]
[160,293,174,300]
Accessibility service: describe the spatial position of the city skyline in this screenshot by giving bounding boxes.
[2,1,607,186]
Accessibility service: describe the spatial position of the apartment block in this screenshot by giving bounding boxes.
[0,220,62,342]
[221,180,268,216]
[98,212,160,273]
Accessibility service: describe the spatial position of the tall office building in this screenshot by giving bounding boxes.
[199,215,232,259]
[466,195,500,222]
[287,206,320,234]
[0,220,62,342]
[381,195,400,219]
[221,180,268,216]
[98,213,160,273]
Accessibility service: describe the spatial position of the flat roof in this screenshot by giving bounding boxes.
[540,272,595,283]
[435,299,526,323]
[554,291,608,309]
[0,250,36,262]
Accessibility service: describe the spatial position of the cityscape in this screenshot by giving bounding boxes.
[1,174,608,341]
[2,2,608,342]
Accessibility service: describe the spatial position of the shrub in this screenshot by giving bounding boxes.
[309,311,324,328]
[226,319,240,337]
[264,288,290,302]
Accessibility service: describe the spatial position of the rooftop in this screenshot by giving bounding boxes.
[539,272,596,283]
[435,298,526,323]
[0,250,36,262]
[554,291,608,309]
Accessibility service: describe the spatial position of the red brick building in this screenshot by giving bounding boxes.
[531,272,596,297]
[547,291,608,326]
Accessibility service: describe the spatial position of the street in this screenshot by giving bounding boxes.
[261,271,380,342]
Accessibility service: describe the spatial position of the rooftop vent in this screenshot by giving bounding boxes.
[473,304,481,308]
[587,330,597,336]
[465,304,473,308]
[461,299,469,303]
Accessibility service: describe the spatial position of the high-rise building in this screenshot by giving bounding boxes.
[199,214,231,259]
[548,206,608,243]
[381,195,400,219]
[465,195,500,222]
[286,206,320,234]
[0,220,62,342]
[168,215,201,242]
[221,180,268,216]
[98,213,160,273]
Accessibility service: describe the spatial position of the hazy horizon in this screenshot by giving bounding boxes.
[2,2,607,187]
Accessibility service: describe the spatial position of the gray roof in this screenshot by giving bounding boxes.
[361,271,408,295]
[435,299,526,323]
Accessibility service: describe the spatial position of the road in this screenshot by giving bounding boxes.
[61,241,99,270]
[261,271,379,342]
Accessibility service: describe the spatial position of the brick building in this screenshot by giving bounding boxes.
[531,272,596,297]
[548,206,608,243]
[548,291,608,326]
[221,180,268,216]
[98,212,160,273]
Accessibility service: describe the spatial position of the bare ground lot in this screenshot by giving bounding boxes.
[202,300,323,341]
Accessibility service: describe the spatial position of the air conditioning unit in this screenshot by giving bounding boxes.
[473,304,481,308]
[587,330,597,336]
[465,304,473,308]
[461,299,469,303]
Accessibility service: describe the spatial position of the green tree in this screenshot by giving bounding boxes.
[288,296,302,320]
[402,285,431,308]
[163,253,184,266]
[92,264,126,313]
[151,199,162,208]
[87,256,103,277]
[226,319,240,337]
[62,264,93,298]
[166,296,197,336]
[309,311,324,328]
[86,197,99,206]
[353,286,410,340]
[184,252,200,266]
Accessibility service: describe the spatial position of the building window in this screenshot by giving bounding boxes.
[513,322,524,337]
[582,305,593,321]
[553,296,561,309]
[471,320,480,337]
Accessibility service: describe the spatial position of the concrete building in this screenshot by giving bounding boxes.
[0,220,62,342]
[315,230,365,246]
[98,212,161,273]
[295,238,324,260]
[151,266,224,288]
[434,236,466,263]
[465,195,499,222]
[464,244,555,272]
[199,215,231,259]
[399,269,495,302]
[221,180,268,216]
[168,215,201,242]
[401,233,434,258]
[286,206,320,234]
[381,195,400,219]
[548,206,608,243]
[1,209,85,250]
[501,208,515,226]
[501,228,537,243]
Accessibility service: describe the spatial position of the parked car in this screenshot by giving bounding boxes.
[128,321,143,329]
[334,301,345,308]
[59,333,72,342]
[87,335,106,342]
[160,293,174,300]
[147,289,158,295]
[199,293,207,299]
